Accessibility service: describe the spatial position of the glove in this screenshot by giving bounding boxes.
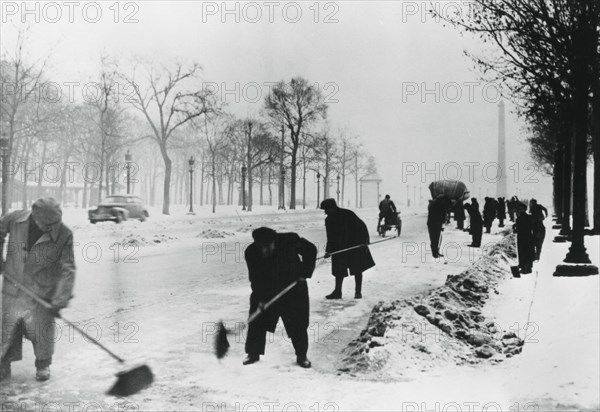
[256,301,266,313]
[47,305,62,318]
[298,277,307,283]
[324,252,331,259]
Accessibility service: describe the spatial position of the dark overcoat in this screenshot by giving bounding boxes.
[244,233,317,333]
[497,198,507,220]
[325,208,375,277]
[514,212,535,268]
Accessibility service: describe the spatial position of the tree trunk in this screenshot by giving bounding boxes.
[160,141,172,215]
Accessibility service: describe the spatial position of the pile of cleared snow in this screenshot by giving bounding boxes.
[237,225,255,233]
[338,231,523,379]
[119,233,178,246]
[195,228,236,238]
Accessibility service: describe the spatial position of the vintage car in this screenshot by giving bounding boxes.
[88,195,149,224]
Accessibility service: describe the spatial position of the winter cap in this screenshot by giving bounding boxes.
[31,197,62,225]
[252,227,277,245]
[320,198,337,210]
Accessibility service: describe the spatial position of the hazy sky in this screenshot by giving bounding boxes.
[1,1,553,203]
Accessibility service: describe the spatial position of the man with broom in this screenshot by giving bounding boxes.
[243,227,317,368]
[0,197,76,382]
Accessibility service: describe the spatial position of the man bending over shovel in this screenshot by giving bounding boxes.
[243,227,317,368]
[0,197,76,382]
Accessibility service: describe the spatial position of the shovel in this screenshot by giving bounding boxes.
[214,236,398,359]
[1,272,153,397]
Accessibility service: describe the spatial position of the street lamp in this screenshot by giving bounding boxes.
[0,131,9,215]
[187,156,195,215]
[125,150,132,194]
[336,174,341,203]
[316,172,321,208]
[281,169,286,210]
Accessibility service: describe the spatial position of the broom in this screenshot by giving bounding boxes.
[1,272,154,397]
[214,236,398,359]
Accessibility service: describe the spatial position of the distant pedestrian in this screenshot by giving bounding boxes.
[514,203,534,274]
[529,199,548,261]
[466,198,483,247]
[508,196,519,222]
[0,197,76,382]
[243,227,317,368]
[497,197,507,228]
[483,197,497,233]
[427,195,451,258]
[320,199,375,299]
[453,200,465,230]
[377,194,398,231]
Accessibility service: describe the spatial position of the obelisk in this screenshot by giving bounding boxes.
[497,100,507,197]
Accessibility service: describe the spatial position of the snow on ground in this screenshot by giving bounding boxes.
[1,205,598,411]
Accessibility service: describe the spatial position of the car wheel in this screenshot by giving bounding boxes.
[90,220,96,225]
[115,213,124,224]
[140,211,148,222]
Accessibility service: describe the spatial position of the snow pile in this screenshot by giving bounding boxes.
[119,233,178,246]
[195,228,236,238]
[338,231,523,379]
[236,225,255,233]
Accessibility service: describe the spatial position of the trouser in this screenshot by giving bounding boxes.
[534,227,546,260]
[498,218,505,227]
[471,227,482,247]
[2,297,55,368]
[456,219,464,230]
[245,311,309,359]
[427,225,441,256]
[332,272,362,294]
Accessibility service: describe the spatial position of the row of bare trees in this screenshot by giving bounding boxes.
[1,31,377,215]
[438,0,599,268]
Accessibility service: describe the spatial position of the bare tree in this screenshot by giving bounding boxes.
[264,77,328,209]
[121,61,214,214]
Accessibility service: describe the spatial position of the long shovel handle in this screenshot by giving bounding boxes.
[248,236,399,323]
[315,236,397,260]
[1,272,125,364]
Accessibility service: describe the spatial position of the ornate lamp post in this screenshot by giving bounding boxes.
[316,172,321,208]
[281,168,286,210]
[0,130,9,215]
[187,156,195,215]
[241,166,247,211]
[336,174,341,203]
[125,150,132,194]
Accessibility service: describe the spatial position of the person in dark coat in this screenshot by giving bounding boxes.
[508,196,519,222]
[0,197,76,382]
[453,200,465,230]
[377,194,397,231]
[427,195,450,258]
[320,199,375,300]
[483,197,497,233]
[514,203,535,274]
[529,199,548,261]
[467,198,483,247]
[243,227,317,368]
[497,197,507,227]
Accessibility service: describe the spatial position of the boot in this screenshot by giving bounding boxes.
[354,273,363,299]
[242,354,260,365]
[326,277,343,299]
[296,356,312,368]
[36,366,50,381]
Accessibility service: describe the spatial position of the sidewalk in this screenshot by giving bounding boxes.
[500,225,600,409]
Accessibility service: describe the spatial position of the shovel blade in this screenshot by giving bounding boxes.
[107,364,154,397]
[214,321,230,359]
[510,266,521,278]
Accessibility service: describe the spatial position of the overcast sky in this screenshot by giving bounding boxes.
[1,1,553,203]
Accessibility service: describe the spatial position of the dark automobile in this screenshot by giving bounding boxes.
[88,195,149,224]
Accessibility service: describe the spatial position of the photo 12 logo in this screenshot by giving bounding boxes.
[200,1,340,24]
[1,1,141,24]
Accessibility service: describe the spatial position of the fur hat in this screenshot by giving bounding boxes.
[252,227,277,245]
